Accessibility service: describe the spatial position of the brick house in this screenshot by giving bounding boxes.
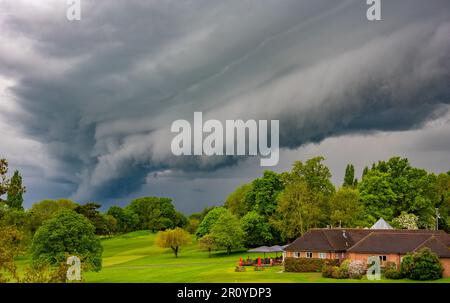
[283,228,450,277]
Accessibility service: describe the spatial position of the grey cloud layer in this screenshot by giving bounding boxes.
[0,0,450,207]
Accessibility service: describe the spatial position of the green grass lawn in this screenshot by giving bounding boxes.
[10,230,450,283]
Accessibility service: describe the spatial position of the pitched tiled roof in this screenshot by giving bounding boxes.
[348,233,430,254]
[285,228,450,258]
[414,236,450,258]
[284,229,372,252]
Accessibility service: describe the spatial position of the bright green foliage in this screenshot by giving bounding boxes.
[126,197,179,232]
[359,157,439,227]
[195,207,227,238]
[329,187,363,227]
[30,210,103,271]
[210,210,243,254]
[6,170,25,210]
[241,211,273,247]
[245,171,283,217]
[358,170,396,223]
[283,156,335,198]
[107,206,139,233]
[343,164,355,187]
[224,183,252,217]
[271,181,323,240]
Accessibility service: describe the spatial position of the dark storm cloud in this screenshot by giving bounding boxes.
[1,0,450,207]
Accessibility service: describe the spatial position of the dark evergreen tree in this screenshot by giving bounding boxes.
[343,164,355,187]
[6,170,25,210]
[362,166,369,179]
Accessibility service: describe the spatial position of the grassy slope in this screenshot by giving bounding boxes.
[81,231,450,283]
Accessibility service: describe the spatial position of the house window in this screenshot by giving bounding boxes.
[294,252,300,258]
[306,252,313,258]
[379,255,387,262]
[319,253,326,259]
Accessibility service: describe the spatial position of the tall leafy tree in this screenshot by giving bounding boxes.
[329,187,363,227]
[245,171,283,217]
[358,170,396,223]
[224,183,252,217]
[277,157,335,229]
[30,210,103,271]
[241,211,273,247]
[6,170,26,210]
[195,207,227,238]
[358,157,438,228]
[283,156,335,197]
[126,197,178,231]
[271,181,323,241]
[107,206,139,233]
[210,210,243,254]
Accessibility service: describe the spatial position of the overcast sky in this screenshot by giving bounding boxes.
[1,0,450,214]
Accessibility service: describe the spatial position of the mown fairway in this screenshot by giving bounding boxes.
[78,231,450,283]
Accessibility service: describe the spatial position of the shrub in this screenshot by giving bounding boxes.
[321,265,334,278]
[322,260,363,279]
[331,266,349,279]
[340,260,350,271]
[254,265,264,271]
[408,248,443,280]
[385,261,397,270]
[400,254,414,277]
[348,260,366,279]
[235,266,246,272]
[384,268,403,280]
[284,257,339,273]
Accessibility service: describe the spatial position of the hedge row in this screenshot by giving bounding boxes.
[284,257,340,272]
